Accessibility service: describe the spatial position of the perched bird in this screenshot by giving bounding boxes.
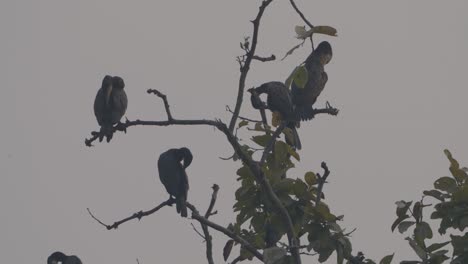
[47,251,82,264]
[157,147,193,217]
[93,75,128,142]
[291,41,332,121]
[248,82,301,150]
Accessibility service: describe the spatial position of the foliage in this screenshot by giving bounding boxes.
[391,150,468,264]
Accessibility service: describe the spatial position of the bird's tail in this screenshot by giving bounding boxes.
[294,105,317,121]
[99,125,114,142]
[285,122,301,150]
[176,197,188,218]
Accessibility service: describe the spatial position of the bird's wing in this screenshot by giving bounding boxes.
[179,168,189,200]
[269,83,295,120]
[68,256,83,264]
[110,90,128,124]
[94,88,106,125]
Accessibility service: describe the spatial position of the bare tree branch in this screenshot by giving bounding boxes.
[147,89,173,121]
[186,202,264,262]
[86,198,174,230]
[85,86,300,263]
[228,0,274,133]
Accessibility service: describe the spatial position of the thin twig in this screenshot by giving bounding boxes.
[315,162,330,205]
[253,54,276,62]
[87,198,174,230]
[226,105,261,123]
[289,0,314,29]
[199,184,220,264]
[289,0,314,48]
[228,0,274,133]
[186,202,264,261]
[147,89,173,121]
[230,256,243,264]
[191,223,206,240]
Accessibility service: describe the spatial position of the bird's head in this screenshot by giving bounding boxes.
[178,147,193,169]
[47,251,67,264]
[247,87,256,94]
[316,41,333,65]
[102,75,113,88]
[112,76,125,90]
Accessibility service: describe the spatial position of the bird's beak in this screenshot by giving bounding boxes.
[105,84,113,106]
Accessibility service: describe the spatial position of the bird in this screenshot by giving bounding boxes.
[248,82,301,150]
[291,41,332,121]
[93,75,128,142]
[47,251,82,264]
[157,147,193,217]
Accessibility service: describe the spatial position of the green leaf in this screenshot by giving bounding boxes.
[238,120,249,128]
[274,178,296,193]
[315,202,335,221]
[414,222,433,244]
[397,221,416,234]
[379,253,394,264]
[295,25,311,39]
[412,202,422,222]
[252,134,272,147]
[287,145,300,161]
[274,141,289,163]
[263,247,287,264]
[452,185,468,203]
[293,65,308,89]
[391,215,410,232]
[423,189,447,202]
[240,245,254,260]
[336,243,344,264]
[250,213,265,233]
[395,200,412,217]
[285,66,299,88]
[305,172,318,186]
[406,237,427,261]
[426,241,450,253]
[236,166,254,181]
[434,177,457,193]
[223,240,235,261]
[312,25,338,37]
[293,179,314,200]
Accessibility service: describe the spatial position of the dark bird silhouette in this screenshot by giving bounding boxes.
[158,147,193,217]
[291,41,332,121]
[248,82,301,150]
[93,75,128,142]
[47,251,82,264]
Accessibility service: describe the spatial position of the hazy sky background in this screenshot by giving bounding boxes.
[2,0,468,263]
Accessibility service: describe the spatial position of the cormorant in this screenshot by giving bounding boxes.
[47,251,82,264]
[157,147,193,217]
[93,75,128,142]
[248,82,301,150]
[291,41,332,121]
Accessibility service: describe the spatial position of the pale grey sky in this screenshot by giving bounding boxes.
[1,1,468,263]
